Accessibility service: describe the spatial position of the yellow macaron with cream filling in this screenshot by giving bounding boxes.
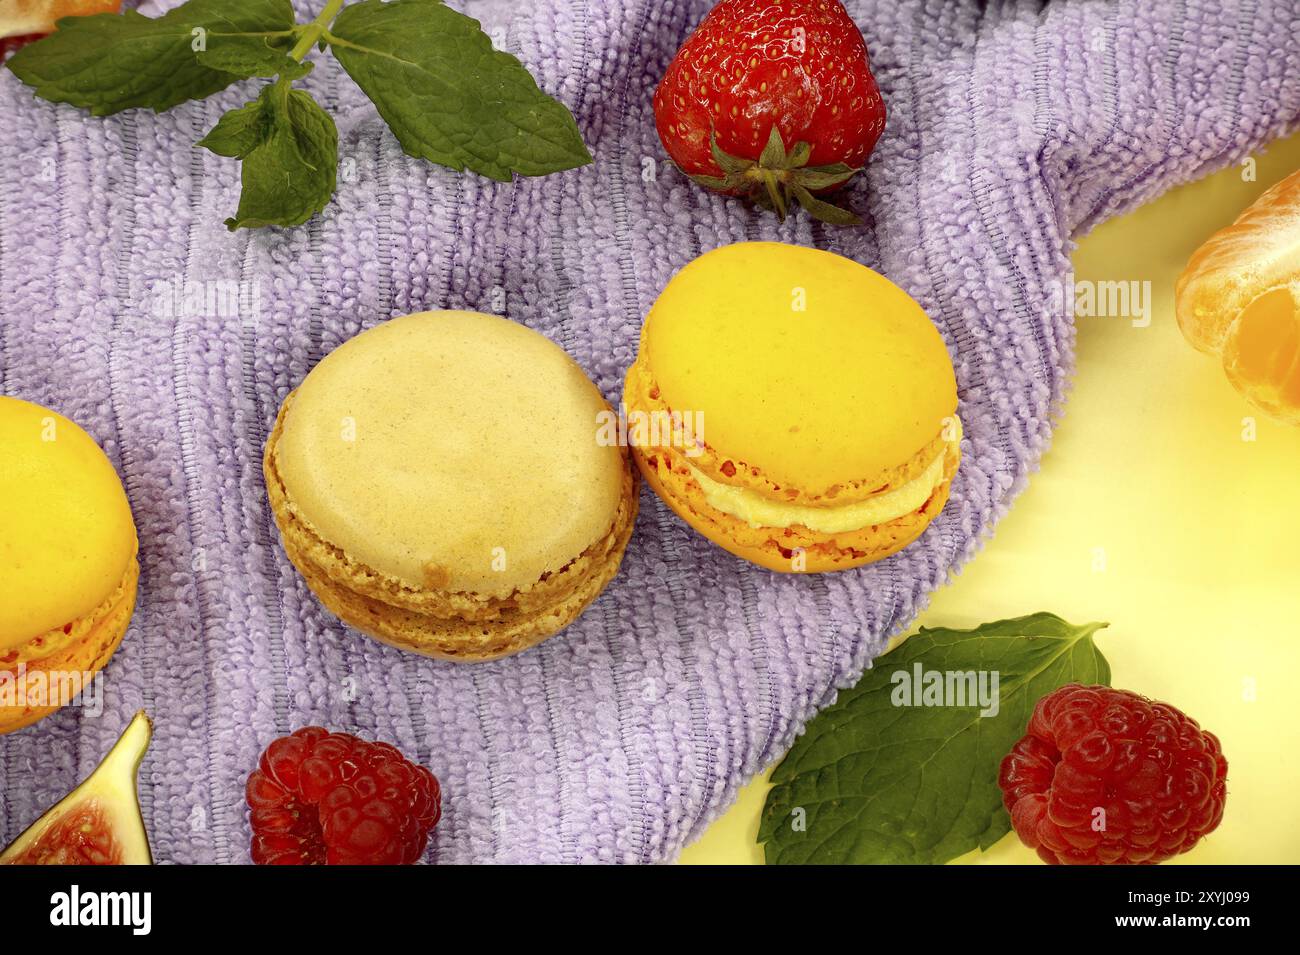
[265,310,638,661]
[1,396,139,734]
[624,242,960,573]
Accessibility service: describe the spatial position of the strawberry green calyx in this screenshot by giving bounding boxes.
[689,127,863,226]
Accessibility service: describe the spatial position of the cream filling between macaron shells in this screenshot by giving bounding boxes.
[686,422,961,534]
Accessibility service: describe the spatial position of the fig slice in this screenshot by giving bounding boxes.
[0,711,153,865]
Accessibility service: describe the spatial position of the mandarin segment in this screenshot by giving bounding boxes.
[1222,284,1300,425]
[1176,169,1300,354]
[1176,168,1300,424]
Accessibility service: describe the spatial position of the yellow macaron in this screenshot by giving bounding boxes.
[624,242,961,573]
[265,310,638,661]
[0,397,139,734]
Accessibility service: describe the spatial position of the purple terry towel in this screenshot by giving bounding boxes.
[1,0,1298,864]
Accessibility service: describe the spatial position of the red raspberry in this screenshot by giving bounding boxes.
[246,727,441,865]
[998,684,1227,864]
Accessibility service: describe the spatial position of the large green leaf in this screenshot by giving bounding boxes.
[6,0,298,115]
[327,0,591,181]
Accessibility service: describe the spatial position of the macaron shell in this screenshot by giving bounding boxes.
[0,397,137,651]
[272,311,626,599]
[277,474,637,661]
[266,408,639,660]
[642,242,958,496]
[0,555,138,735]
[624,354,949,506]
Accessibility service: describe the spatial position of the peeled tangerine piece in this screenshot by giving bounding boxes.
[1222,284,1300,425]
[1176,169,1300,426]
[0,711,153,865]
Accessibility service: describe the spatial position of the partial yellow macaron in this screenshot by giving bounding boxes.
[0,396,139,734]
[265,310,638,661]
[624,242,961,573]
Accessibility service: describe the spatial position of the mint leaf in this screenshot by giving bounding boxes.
[759,612,1110,864]
[6,0,297,115]
[326,0,592,181]
[197,98,270,159]
[198,80,337,231]
[195,34,310,81]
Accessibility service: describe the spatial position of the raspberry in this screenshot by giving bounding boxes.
[246,727,441,865]
[998,684,1227,865]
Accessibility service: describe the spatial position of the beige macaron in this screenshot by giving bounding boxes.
[264,310,638,661]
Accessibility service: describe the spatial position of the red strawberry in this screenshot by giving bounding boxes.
[653,0,886,225]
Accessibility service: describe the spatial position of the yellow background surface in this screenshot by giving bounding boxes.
[680,132,1300,865]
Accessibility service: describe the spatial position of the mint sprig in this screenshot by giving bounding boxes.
[198,78,337,230]
[759,612,1111,865]
[6,0,591,230]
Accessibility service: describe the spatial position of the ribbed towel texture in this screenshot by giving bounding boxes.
[1,0,1298,863]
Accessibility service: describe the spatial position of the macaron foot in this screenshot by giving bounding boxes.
[0,557,138,735]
